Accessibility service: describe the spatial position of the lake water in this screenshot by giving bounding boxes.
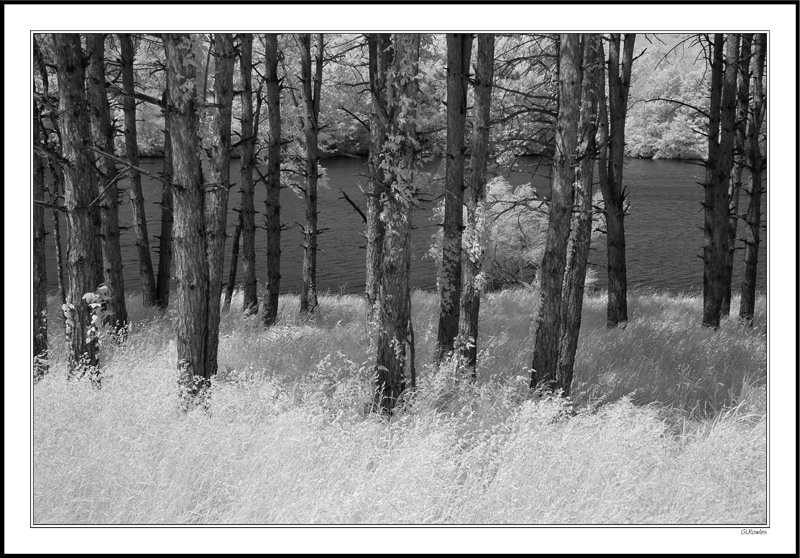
[43,156,767,297]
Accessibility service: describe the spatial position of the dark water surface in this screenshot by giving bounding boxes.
[43,157,767,297]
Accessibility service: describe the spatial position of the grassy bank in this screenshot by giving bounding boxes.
[34,289,766,524]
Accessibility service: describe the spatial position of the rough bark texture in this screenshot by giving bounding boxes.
[365,33,392,323]
[91,207,104,289]
[50,167,68,307]
[373,33,420,415]
[223,210,242,311]
[34,103,49,379]
[239,33,259,314]
[703,34,739,328]
[204,33,235,377]
[598,34,635,328]
[156,110,175,310]
[721,34,752,316]
[163,33,210,402]
[739,34,766,323]
[120,33,158,307]
[457,33,494,378]
[436,33,474,362]
[54,33,101,379]
[87,33,128,332]
[298,34,323,316]
[34,36,66,309]
[702,34,724,327]
[557,34,601,396]
[530,34,581,392]
[262,34,282,327]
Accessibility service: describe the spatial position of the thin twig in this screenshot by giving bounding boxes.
[90,167,131,207]
[33,199,66,212]
[644,97,710,119]
[338,105,370,132]
[339,188,367,223]
[87,147,172,187]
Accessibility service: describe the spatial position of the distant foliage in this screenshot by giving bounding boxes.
[99,33,712,161]
[626,34,708,160]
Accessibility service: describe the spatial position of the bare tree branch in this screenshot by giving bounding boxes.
[339,188,367,223]
[645,97,710,119]
[338,105,370,132]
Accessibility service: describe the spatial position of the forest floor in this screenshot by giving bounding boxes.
[33,288,767,524]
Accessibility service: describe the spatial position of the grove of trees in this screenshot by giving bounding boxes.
[32,32,767,412]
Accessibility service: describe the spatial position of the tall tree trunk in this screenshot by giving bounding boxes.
[223,210,242,311]
[90,208,104,289]
[365,33,393,323]
[156,111,175,310]
[436,33,474,362]
[722,34,753,315]
[119,33,158,307]
[49,166,67,307]
[298,34,323,316]
[557,34,602,395]
[87,33,128,332]
[34,35,66,309]
[702,34,724,328]
[598,33,635,328]
[53,33,101,380]
[703,34,739,328]
[74,35,103,292]
[373,33,420,415]
[530,34,581,392]
[34,102,49,379]
[239,33,259,314]
[457,33,494,378]
[739,33,766,323]
[163,33,211,403]
[204,33,235,377]
[262,33,282,327]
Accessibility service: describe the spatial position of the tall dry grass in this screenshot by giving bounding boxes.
[34,289,766,524]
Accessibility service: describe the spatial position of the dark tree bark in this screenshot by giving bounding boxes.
[36,36,68,309]
[239,33,259,314]
[49,167,67,307]
[530,34,581,392]
[163,33,211,403]
[90,207,104,289]
[34,35,65,312]
[365,33,392,323]
[739,34,766,323]
[722,34,752,316]
[373,33,420,415]
[457,33,494,378]
[34,101,49,379]
[598,33,635,328]
[557,34,602,395]
[156,108,174,310]
[81,38,102,292]
[119,33,158,307]
[223,210,242,311]
[261,33,282,327]
[204,33,236,377]
[436,33,474,362]
[86,33,128,332]
[298,34,323,316]
[53,33,101,379]
[703,34,739,328]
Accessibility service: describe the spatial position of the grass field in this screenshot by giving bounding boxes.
[33,288,767,524]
